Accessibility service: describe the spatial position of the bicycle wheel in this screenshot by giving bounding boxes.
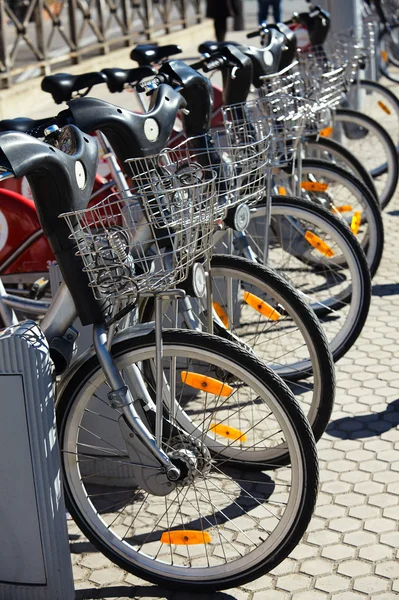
[304,135,378,200]
[333,108,398,209]
[293,158,384,278]
[348,79,399,169]
[57,329,318,591]
[141,254,335,442]
[241,195,372,361]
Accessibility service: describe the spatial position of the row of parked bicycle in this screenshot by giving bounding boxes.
[0,0,398,592]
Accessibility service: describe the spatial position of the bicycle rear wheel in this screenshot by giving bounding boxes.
[57,329,318,591]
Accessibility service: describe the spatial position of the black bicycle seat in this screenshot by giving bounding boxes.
[41,71,107,104]
[0,115,53,133]
[101,66,155,93]
[198,41,222,55]
[130,44,182,66]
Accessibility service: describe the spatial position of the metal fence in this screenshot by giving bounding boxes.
[0,0,204,87]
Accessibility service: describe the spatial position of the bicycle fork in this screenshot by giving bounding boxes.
[92,293,184,496]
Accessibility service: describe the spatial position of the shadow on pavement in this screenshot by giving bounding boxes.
[372,283,399,297]
[75,586,238,599]
[326,398,399,439]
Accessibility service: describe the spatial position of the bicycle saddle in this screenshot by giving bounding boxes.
[0,126,102,325]
[130,44,182,66]
[41,71,107,104]
[0,115,53,134]
[198,41,221,55]
[101,66,155,93]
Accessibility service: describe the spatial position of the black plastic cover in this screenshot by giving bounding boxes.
[0,127,103,325]
[66,85,186,163]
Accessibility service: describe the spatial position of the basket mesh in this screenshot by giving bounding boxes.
[60,151,217,302]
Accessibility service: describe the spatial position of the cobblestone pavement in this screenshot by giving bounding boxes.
[63,4,399,600]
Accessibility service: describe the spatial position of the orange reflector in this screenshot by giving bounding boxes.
[305,231,334,257]
[320,126,333,137]
[243,291,281,320]
[161,530,212,545]
[350,211,362,235]
[378,100,391,115]
[210,423,247,442]
[381,50,388,62]
[213,302,229,328]
[301,181,329,192]
[180,372,233,397]
[278,186,287,195]
[335,205,353,213]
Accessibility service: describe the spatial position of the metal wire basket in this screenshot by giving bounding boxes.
[226,94,307,166]
[258,63,332,136]
[163,113,271,211]
[297,45,349,107]
[60,154,217,302]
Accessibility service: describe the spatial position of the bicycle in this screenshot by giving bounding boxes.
[0,123,319,591]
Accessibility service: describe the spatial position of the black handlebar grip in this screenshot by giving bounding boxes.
[202,57,226,72]
[247,29,261,39]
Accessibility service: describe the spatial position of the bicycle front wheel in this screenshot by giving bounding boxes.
[57,329,318,591]
[243,195,372,361]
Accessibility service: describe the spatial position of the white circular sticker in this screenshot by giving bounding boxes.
[263,50,274,67]
[144,118,160,142]
[75,161,86,190]
[0,210,9,253]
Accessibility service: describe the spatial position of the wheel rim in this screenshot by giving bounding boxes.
[61,341,307,582]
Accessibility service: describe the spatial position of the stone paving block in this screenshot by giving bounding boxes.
[300,557,332,576]
[315,574,350,593]
[344,530,378,546]
[291,592,328,600]
[277,574,312,592]
[364,517,396,533]
[337,560,372,577]
[321,544,356,561]
[358,544,393,561]
[376,561,399,579]
[254,591,287,600]
[353,576,389,594]
[89,567,125,586]
[330,593,367,600]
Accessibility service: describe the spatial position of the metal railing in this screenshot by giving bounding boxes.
[0,0,204,87]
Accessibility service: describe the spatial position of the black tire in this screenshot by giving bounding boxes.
[304,135,379,201]
[57,329,318,591]
[299,158,385,278]
[334,108,399,209]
